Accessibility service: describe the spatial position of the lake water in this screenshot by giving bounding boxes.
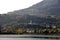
[0,35,60,40]
[0,38,59,40]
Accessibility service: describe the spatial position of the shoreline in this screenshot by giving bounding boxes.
[0,35,60,38]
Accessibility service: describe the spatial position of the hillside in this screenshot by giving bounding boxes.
[8,0,60,16]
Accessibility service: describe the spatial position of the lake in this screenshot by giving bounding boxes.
[0,35,60,40]
[0,38,58,40]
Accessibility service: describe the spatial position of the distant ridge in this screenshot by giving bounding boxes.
[8,0,60,16]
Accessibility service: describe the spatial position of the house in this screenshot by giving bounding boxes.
[26,29,34,33]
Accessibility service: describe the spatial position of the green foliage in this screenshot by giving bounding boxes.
[0,14,60,34]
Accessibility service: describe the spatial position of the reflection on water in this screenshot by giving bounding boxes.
[0,38,59,40]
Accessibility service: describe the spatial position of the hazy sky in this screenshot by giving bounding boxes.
[0,0,43,14]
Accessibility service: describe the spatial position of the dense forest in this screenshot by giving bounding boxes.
[0,14,60,34]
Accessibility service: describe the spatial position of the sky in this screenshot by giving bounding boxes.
[0,0,43,14]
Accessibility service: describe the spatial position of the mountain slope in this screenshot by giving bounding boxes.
[8,0,60,16]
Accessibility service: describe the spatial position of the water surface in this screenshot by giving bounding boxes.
[0,38,58,40]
